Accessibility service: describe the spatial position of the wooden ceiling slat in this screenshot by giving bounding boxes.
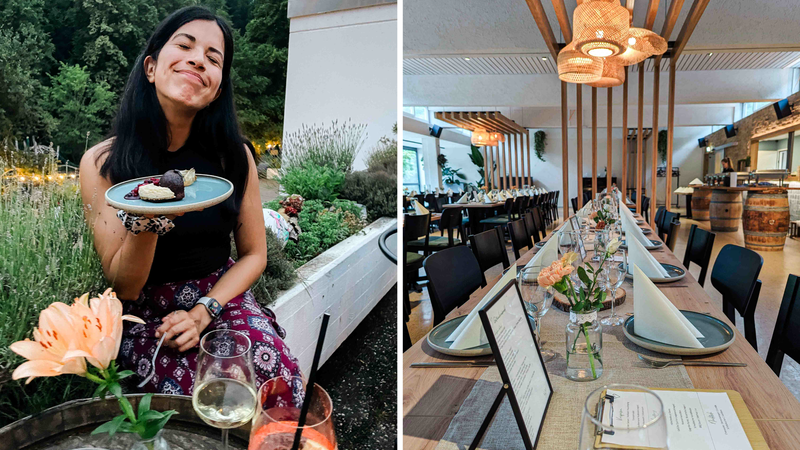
[644,0,660,30]
[524,0,560,59]
[550,0,572,42]
[672,0,710,60]
[655,0,685,64]
[487,112,526,134]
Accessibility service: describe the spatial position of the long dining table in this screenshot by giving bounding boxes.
[403,216,800,450]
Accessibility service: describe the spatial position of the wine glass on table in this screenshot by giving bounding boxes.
[600,249,627,327]
[249,376,337,450]
[193,329,258,450]
[518,267,556,362]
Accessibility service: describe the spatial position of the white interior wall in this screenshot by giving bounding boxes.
[284,4,397,170]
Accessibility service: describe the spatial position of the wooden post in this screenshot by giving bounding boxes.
[607,87,613,192]
[561,81,569,221]
[483,146,490,191]
[621,67,628,200]
[502,136,508,189]
[517,133,523,189]
[526,131,532,187]
[494,145,500,188]
[666,59,676,211]
[650,61,661,228]
[577,84,584,208]
[637,63,644,216]
[592,87,598,200]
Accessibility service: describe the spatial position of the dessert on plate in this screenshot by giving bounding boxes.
[124,168,195,202]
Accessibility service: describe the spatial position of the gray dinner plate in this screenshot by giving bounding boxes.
[535,240,547,248]
[621,228,652,235]
[426,315,493,357]
[622,262,686,283]
[623,311,735,355]
[636,219,645,224]
[619,239,663,250]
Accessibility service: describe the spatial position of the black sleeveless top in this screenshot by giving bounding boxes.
[146,138,237,285]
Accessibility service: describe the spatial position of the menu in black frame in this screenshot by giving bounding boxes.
[478,280,553,449]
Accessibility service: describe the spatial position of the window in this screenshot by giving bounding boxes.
[403,146,423,192]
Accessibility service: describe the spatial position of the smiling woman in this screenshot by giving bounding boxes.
[77,6,302,403]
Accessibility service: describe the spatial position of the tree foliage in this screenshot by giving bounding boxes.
[0,0,289,162]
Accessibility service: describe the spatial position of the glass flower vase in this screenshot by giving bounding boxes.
[130,430,171,450]
[565,309,603,381]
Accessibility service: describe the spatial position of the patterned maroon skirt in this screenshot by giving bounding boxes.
[119,258,303,405]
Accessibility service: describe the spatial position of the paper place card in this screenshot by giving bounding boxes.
[601,389,753,450]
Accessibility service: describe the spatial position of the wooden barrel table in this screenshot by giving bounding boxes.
[710,189,743,232]
[691,188,711,221]
[743,188,790,251]
[0,394,249,450]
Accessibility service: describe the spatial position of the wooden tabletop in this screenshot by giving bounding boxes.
[693,186,792,192]
[403,219,800,450]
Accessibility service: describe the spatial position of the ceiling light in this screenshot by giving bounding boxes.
[573,0,631,59]
[608,27,667,66]
[587,59,625,87]
[464,57,471,61]
[542,57,548,61]
[471,128,490,146]
[558,42,603,84]
[708,52,713,56]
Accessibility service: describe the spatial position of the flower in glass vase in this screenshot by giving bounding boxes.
[10,289,179,443]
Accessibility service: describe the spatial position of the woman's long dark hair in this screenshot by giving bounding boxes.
[98,6,247,216]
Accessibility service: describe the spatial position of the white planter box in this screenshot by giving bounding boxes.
[270,217,397,374]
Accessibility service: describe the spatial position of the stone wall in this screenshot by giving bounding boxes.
[705,91,800,164]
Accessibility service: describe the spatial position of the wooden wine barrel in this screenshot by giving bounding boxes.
[0,394,249,450]
[709,190,742,232]
[742,189,790,251]
[691,189,711,221]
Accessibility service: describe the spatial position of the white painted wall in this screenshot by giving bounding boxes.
[284,4,397,170]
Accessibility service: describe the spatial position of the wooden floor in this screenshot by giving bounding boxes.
[407,207,800,402]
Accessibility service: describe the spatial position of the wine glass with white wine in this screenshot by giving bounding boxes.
[193,329,258,450]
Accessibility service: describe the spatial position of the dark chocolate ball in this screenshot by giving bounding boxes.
[159,169,185,200]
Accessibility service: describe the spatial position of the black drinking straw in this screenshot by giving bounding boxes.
[291,313,330,450]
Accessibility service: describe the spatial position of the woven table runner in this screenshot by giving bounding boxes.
[435,280,695,450]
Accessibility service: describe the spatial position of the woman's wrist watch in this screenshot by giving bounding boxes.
[197,297,223,320]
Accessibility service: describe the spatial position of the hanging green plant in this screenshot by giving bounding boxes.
[658,130,668,163]
[534,130,547,162]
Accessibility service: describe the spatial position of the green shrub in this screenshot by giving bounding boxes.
[247,229,297,307]
[264,198,283,211]
[282,120,366,173]
[279,164,345,202]
[340,170,397,222]
[284,199,365,266]
[365,135,397,174]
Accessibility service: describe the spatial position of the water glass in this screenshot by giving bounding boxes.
[517,267,556,361]
[600,250,627,327]
[248,376,337,450]
[193,330,257,450]
[579,384,669,450]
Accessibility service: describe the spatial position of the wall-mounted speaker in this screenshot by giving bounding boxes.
[698,138,709,148]
[773,98,792,120]
[724,124,737,138]
[429,125,443,138]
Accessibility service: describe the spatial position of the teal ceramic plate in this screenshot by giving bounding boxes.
[622,262,686,283]
[623,311,735,355]
[426,315,493,357]
[105,174,233,216]
[619,239,663,250]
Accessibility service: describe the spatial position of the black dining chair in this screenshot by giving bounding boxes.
[532,206,546,237]
[682,224,716,287]
[408,207,464,255]
[658,210,680,242]
[663,218,680,252]
[507,218,533,261]
[403,213,430,337]
[710,244,764,351]
[654,207,666,234]
[479,198,515,228]
[765,275,800,376]
[469,227,510,287]
[523,211,542,244]
[424,245,484,326]
[571,197,580,215]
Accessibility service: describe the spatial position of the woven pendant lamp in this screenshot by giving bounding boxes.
[573,0,630,58]
[489,132,506,143]
[558,42,603,84]
[609,28,668,66]
[587,59,625,87]
[471,128,491,146]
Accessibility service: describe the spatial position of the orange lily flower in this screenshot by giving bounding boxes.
[64,289,145,370]
[10,301,87,384]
